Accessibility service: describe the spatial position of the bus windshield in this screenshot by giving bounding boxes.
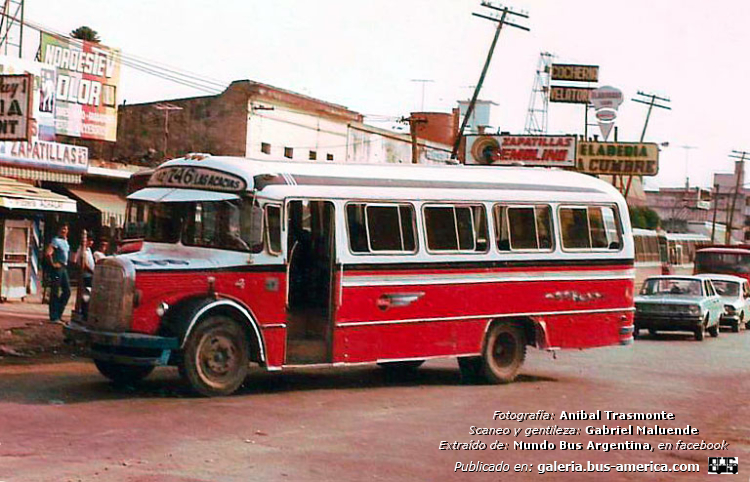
[695,251,750,275]
[145,199,262,252]
[124,200,152,240]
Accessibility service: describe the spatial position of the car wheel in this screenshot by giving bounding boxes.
[632,325,640,339]
[694,319,705,342]
[479,323,526,384]
[708,316,720,338]
[732,320,741,333]
[94,360,154,385]
[181,315,249,397]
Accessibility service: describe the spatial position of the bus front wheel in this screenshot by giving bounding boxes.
[181,315,249,397]
[480,323,526,384]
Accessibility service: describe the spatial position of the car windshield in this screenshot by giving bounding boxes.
[711,280,740,297]
[145,199,262,252]
[641,278,702,296]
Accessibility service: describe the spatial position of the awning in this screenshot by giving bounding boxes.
[65,186,127,228]
[128,187,239,203]
[0,166,82,184]
[0,176,77,213]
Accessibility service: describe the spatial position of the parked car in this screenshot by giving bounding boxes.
[634,276,723,341]
[695,274,750,332]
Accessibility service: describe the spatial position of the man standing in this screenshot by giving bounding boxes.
[45,224,71,323]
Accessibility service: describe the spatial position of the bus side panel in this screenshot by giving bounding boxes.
[261,326,286,368]
[334,265,633,362]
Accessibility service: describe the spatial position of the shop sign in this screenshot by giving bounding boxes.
[0,55,57,141]
[549,86,594,104]
[465,135,576,167]
[149,166,247,192]
[590,86,623,141]
[0,197,76,212]
[40,33,121,142]
[0,74,33,141]
[577,141,659,176]
[550,64,599,82]
[0,138,89,173]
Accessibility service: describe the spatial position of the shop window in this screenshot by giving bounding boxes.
[261,143,271,155]
[284,147,293,159]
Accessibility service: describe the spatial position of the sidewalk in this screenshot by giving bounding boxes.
[0,291,78,361]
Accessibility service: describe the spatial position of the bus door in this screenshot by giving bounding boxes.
[285,200,336,364]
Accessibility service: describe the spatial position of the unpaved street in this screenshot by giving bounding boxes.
[1,330,748,482]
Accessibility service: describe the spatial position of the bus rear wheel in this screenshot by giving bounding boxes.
[94,360,154,385]
[181,316,249,397]
[480,323,526,384]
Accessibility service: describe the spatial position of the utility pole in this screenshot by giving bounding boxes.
[711,184,720,243]
[624,91,671,198]
[450,1,529,161]
[154,103,183,159]
[725,150,748,244]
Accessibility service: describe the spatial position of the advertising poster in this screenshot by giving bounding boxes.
[40,32,121,141]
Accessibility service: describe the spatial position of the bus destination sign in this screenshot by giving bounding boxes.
[148,166,247,192]
[577,141,659,176]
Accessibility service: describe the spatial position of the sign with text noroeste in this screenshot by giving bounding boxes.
[576,141,659,176]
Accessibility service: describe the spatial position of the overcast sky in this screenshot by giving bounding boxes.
[26,0,750,190]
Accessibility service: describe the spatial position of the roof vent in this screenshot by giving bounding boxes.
[185,153,212,161]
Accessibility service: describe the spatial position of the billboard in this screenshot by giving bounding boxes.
[0,55,57,141]
[550,64,599,82]
[549,86,593,104]
[0,74,33,141]
[40,33,121,142]
[576,142,659,176]
[465,135,576,167]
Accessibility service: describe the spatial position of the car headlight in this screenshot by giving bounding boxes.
[687,305,701,315]
[725,305,737,315]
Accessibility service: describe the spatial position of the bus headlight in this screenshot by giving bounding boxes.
[156,302,169,318]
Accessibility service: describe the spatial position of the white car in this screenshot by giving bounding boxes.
[696,274,750,332]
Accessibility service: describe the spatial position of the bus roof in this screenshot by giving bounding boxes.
[143,155,626,203]
[697,247,750,255]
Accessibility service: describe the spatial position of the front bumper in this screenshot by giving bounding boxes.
[634,313,703,332]
[63,320,179,366]
[720,314,741,326]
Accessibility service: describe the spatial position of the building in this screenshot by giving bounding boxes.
[107,80,454,167]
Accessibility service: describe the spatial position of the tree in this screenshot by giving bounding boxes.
[629,206,660,230]
[70,26,100,43]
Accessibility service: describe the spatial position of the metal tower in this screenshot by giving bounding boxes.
[0,0,24,58]
[524,52,553,135]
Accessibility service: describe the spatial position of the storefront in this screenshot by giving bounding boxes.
[0,176,76,300]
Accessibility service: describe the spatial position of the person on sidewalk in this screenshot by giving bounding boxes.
[93,238,110,262]
[45,224,71,323]
[73,232,95,288]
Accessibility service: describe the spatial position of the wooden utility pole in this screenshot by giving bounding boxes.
[624,91,671,198]
[450,2,529,161]
[725,150,748,244]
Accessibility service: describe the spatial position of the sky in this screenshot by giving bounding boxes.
[22,0,750,190]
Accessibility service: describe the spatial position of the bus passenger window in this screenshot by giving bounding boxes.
[560,208,591,249]
[265,205,282,255]
[494,206,510,251]
[494,205,552,251]
[508,207,537,249]
[535,206,553,249]
[424,205,487,253]
[346,203,417,254]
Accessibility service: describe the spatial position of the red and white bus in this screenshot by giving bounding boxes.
[695,245,750,282]
[65,155,635,396]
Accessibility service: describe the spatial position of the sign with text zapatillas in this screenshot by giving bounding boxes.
[465,135,576,167]
[40,33,121,142]
[577,141,659,176]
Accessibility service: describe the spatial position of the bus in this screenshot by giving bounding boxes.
[64,155,635,396]
[660,233,711,275]
[632,228,662,288]
[695,245,750,282]
[120,168,154,254]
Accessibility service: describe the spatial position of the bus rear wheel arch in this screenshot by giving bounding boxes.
[460,321,527,384]
[180,315,250,396]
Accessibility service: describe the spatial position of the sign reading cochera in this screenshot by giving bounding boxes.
[148,166,247,192]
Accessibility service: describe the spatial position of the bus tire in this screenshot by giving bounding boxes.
[458,357,482,382]
[181,315,249,397]
[94,360,154,385]
[377,360,425,371]
[480,323,526,384]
